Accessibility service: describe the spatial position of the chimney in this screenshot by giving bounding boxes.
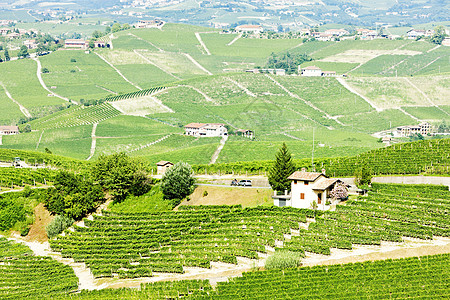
[301,167,306,172]
[322,169,326,175]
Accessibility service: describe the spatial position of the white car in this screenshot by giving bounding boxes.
[238,180,252,187]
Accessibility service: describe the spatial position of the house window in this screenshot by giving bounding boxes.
[294,180,297,184]
[318,193,322,204]
[304,181,308,185]
[300,193,305,200]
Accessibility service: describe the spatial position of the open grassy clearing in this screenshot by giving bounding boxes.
[402,106,450,122]
[95,115,182,137]
[344,77,449,109]
[0,59,65,111]
[110,95,174,116]
[181,185,273,207]
[0,86,24,125]
[216,137,379,163]
[1,126,92,160]
[40,50,138,101]
[92,134,169,158]
[339,109,417,133]
[129,24,216,55]
[311,39,411,60]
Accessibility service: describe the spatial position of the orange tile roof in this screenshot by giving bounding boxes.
[185,123,207,129]
[312,178,340,190]
[287,171,326,181]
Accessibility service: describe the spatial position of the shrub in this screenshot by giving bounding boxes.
[46,215,74,239]
[42,67,49,73]
[265,250,304,270]
[161,162,195,201]
[70,58,76,62]
[203,190,208,197]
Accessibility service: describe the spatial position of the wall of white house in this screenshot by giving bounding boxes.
[291,180,318,209]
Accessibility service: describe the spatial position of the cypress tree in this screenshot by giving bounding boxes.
[4,48,10,61]
[268,142,296,192]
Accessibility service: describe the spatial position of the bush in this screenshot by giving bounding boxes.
[161,162,195,201]
[42,67,49,73]
[203,190,208,197]
[265,250,304,270]
[70,58,76,62]
[46,215,74,239]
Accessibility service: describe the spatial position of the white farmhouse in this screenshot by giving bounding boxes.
[273,169,344,210]
[185,123,228,137]
[300,66,323,76]
[0,126,19,135]
[235,24,263,34]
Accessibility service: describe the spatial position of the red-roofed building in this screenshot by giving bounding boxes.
[235,24,263,34]
[185,123,228,137]
[64,39,88,49]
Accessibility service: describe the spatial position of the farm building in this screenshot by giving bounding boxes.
[382,136,392,146]
[235,25,263,34]
[6,32,19,39]
[442,37,450,46]
[135,20,164,28]
[300,66,323,77]
[65,39,88,49]
[23,39,37,49]
[273,169,345,210]
[156,161,174,175]
[185,123,228,137]
[356,29,378,39]
[0,126,19,135]
[0,27,9,35]
[396,122,431,137]
[324,29,349,36]
[236,129,254,139]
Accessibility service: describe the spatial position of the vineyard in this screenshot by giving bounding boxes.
[50,206,310,278]
[0,149,87,170]
[0,167,56,188]
[100,86,165,103]
[27,103,121,130]
[195,138,450,176]
[0,237,78,299]
[49,183,450,279]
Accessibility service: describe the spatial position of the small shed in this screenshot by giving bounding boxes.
[156,161,174,175]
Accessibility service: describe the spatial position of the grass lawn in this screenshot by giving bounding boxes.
[40,50,138,101]
[0,86,24,125]
[180,185,273,207]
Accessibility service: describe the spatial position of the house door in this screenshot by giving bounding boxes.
[317,193,322,204]
[279,200,286,207]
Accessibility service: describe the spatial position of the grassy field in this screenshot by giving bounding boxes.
[0,59,65,113]
[0,86,24,125]
[40,50,138,102]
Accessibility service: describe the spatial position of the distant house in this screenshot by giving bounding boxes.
[300,66,323,77]
[236,129,254,139]
[442,37,450,47]
[135,20,164,29]
[357,28,377,40]
[65,39,88,49]
[6,32,19,39]
[396,122,432,136]
[407,29,426,39]
[0,126,19,135]
[247,68,286,75]
[382,136,392,146]
[156,161,173,175]
[300,28,311,36]
[23,39,37,49]
[185,123,228,137]
[0,27,9,36]
[273,168,345,210]
[235,24,263,34]
[317,33,333,41]
[324,29,349,36]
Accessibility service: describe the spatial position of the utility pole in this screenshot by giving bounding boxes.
[311,127,315,171]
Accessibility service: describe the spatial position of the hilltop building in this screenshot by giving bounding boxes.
[235,129,254,139]
[235,24,263,34]
[0,126,19,135]
[356,28,377,40]
[64,39,88,49]
[135,20,164,29]
[442,37,450,46]
[324,29,349,36]
[23,39,37,49]
[406,29,434,39]
[272,169,345,210]
[156,161,173,175]
[185,123,228,137]
[396,122,431,137]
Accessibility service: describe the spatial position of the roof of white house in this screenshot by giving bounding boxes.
[0,125,19,131]
[156,160,173,166]
[312,178,340,191]
[288,171,327,181]
[236,25,262,29]
[185,123,207,129]
[302,66,322,70]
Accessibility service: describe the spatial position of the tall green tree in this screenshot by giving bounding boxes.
[4,48,10,61]
[161,162,195,206]
[18,45,29,58]
[431,26,446,45]
[268,143,296,192]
